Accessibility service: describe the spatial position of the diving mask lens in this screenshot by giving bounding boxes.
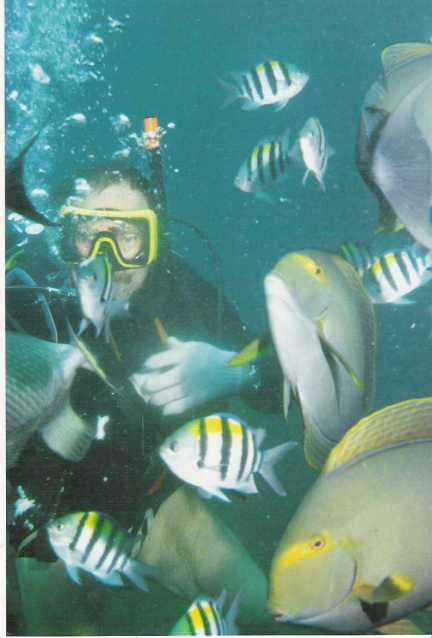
[60,207,159,269]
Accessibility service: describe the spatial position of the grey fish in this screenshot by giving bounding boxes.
[6,332,102,468]
[269,398,432,634]
[356,42,432,237]
[265,250,376,469]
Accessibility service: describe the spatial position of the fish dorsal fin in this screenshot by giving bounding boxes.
[381,42,432,78]
[324,398,432,474]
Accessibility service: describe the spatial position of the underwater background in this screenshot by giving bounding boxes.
[6,0,432,634]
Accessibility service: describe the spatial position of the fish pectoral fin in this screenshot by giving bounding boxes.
[94,570,124,587]
[376,619,423,635]
[354,574,415,605]
[197,486,231,503]
[318,330,364,390]
[238,476,259,495]
[283,379,291,420]
[39,402,96,462]
[65,563,82,586]
[122,559,158,591]
[227,333,273,368]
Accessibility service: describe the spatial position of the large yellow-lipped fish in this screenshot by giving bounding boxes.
[231,250,376,470]
[268,397,432,634]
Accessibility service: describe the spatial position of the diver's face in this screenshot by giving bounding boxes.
[74,180,152,293]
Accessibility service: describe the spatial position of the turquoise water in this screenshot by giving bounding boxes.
[6,0,432,635]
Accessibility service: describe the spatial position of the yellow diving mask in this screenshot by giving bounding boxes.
[59,206,159,270]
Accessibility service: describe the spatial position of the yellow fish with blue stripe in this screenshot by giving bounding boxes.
[268,397,432,633]
[159,413,297,502]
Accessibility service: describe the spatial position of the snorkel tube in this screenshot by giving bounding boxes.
[143,114,224,339]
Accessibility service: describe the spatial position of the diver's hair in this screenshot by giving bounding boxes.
[54,163,156,209]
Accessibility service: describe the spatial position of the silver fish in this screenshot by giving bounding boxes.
[159,413,296,502]
[46,510,156,590]
[235,129,291,201]
[291,117,334,191]
[220,60,308,112]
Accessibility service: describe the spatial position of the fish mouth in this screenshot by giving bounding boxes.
[271,559,358,625]
[265,273,303,315]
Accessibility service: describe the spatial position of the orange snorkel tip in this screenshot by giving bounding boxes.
[143,115,160,151]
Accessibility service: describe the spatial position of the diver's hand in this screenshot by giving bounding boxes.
[130,337,251,416]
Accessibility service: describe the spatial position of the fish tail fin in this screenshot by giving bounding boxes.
[259,441,297,496]
[288,142,302,163]
[273,98,289,112]
[6,130,57,226]
[122,558,158,592]
[39,402,96,462]
[281,127,291,158]
[218,77,240,109]
[224,591,241,635]
[319,176,326,192]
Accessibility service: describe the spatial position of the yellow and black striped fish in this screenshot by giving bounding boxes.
[46,511,156,590]
[235,128,292,202]
[170,592,240,635]
[361,245,432,304]
[339,241,375,277]
[220,60,308,111]
[159,413,297,502]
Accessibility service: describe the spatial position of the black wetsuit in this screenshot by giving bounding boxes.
[7,251,281,553]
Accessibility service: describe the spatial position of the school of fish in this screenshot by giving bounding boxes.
[6,40,432,635]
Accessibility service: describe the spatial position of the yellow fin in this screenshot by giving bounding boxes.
[377,619,423,634]
[6,248,24,271]
[382,42,432,78]
[227,333,273,368]
[324,398,432,474]
[303,416,333,471]
[325,399,432,474]
[354,574,415,604]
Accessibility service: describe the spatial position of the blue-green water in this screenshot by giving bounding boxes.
[6,0,432,635]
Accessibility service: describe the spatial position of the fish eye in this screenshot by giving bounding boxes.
[56,523,65,531]
[169,441,179,453]
[196,458,204,469]
[311,536,325,550]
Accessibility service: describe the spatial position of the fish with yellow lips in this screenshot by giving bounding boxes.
[230,250,376,469]
[268,397,432,634]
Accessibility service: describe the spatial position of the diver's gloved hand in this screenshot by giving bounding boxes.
[130,337,253,416]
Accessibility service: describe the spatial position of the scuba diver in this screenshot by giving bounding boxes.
[7,122,281,633]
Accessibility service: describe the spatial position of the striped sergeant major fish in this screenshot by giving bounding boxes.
[290,117,334,191]
[362,244,432,304]
[170,591,240,635]
[339,241,375,278]
[46,511,156,590]
[220,60,309,112]
[235,128,291,202]
[159,413,297,503]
